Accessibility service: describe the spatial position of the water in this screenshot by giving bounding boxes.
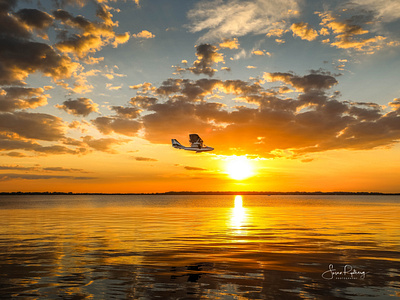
[0,195,399,299]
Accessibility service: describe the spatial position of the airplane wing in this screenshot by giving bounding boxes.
[189,134,203,144]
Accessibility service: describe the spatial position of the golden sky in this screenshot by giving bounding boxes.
[1,0,400,192]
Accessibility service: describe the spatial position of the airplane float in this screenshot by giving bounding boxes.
[171,134,214,153]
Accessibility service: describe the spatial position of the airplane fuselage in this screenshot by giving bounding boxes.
[177,146,214,153]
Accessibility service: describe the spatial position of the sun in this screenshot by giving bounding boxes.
[225,156,254,180]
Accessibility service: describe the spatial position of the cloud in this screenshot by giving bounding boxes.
[111,106,141,118]
[0,4,82,85]
[129,82,155,93]
[190,44,224,77]
[134,157,158,162]
[187,0,301,42]
[132,30,155,39]
[55,35,105,58]
[14,8,54,38]
[53,6,129,57]
[82,135,130,153]
[0,37,79,85]
[0,132,86,155]
[126,74,400,157]
[172,44,225,77]
[0,165,89,173]
[106,83,123,91]
[34,144,86,155]
[53,8,114,35]
[0,173,96,181]
[184,166,207,171]
[251,50,265,55]
[266,27,289,38]
[389,98,400,111]
[0,87,50,112]
[155,78,232,101]
[1,151,28,158]
[130,96,158,110]
[252,49,270,56]
[264,71,338,92]
[0,164,36,171]
[0,112,66,141]
[219,38,239,49]
[113,32,131,47]
[351,0,400,22]
[92,116,142,136]
[317,11,387,53]
[56,97,99,116]
[291,22,318,41]
[42,167,90,173]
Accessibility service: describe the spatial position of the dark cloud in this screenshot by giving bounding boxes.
[0,112,66,141]
[0,2,30,39]
[92,116,142,136]
[33,144,86,155]
[15,8,54,31]
[1,151,28,157]
[0,37,78,85]
[0,173,96,181]
[184,166,207,171]
[43,167,89,173]
[0,3,77,85]
[172,44,225,77]
[111,106,141,118]
[156,79,184,96]
[0,2,126,87]
[0,165,88,173]
[190,44,224,77]
[0,134,83,155]
[53,7,125,57]
[53,9,91,28]
[0,136,39,151]
[141,99,211,143]
[0,0,17,13]
[0,165,36,171]
[0,87,49,112]
[264,72,338,92]
[156,78,221,101]
[222,79,263,95]
[82,135,130,153]
[134,157,158,162]
[56,97,99,116]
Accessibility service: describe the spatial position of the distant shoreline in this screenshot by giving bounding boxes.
[1,191,399,196]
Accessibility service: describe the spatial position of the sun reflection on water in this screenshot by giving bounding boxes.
[231,195,247,230]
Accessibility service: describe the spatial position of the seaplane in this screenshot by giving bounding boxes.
[171,134,214,153]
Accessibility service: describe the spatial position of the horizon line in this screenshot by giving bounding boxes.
[1,191,399,196]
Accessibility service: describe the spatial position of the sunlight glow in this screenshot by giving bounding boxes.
[226,156,254,180]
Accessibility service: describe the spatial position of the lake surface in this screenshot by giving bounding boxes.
[0,195,399,299]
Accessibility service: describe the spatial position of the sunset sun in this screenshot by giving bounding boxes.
[226,156,254,180]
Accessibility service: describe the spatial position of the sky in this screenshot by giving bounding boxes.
[0,0,399,193]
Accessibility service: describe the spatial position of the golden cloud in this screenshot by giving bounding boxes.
[132,30,155,39]
[219,38,240,49]
[291,22,318,41]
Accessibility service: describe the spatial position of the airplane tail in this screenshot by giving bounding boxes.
[171,139,184,149]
